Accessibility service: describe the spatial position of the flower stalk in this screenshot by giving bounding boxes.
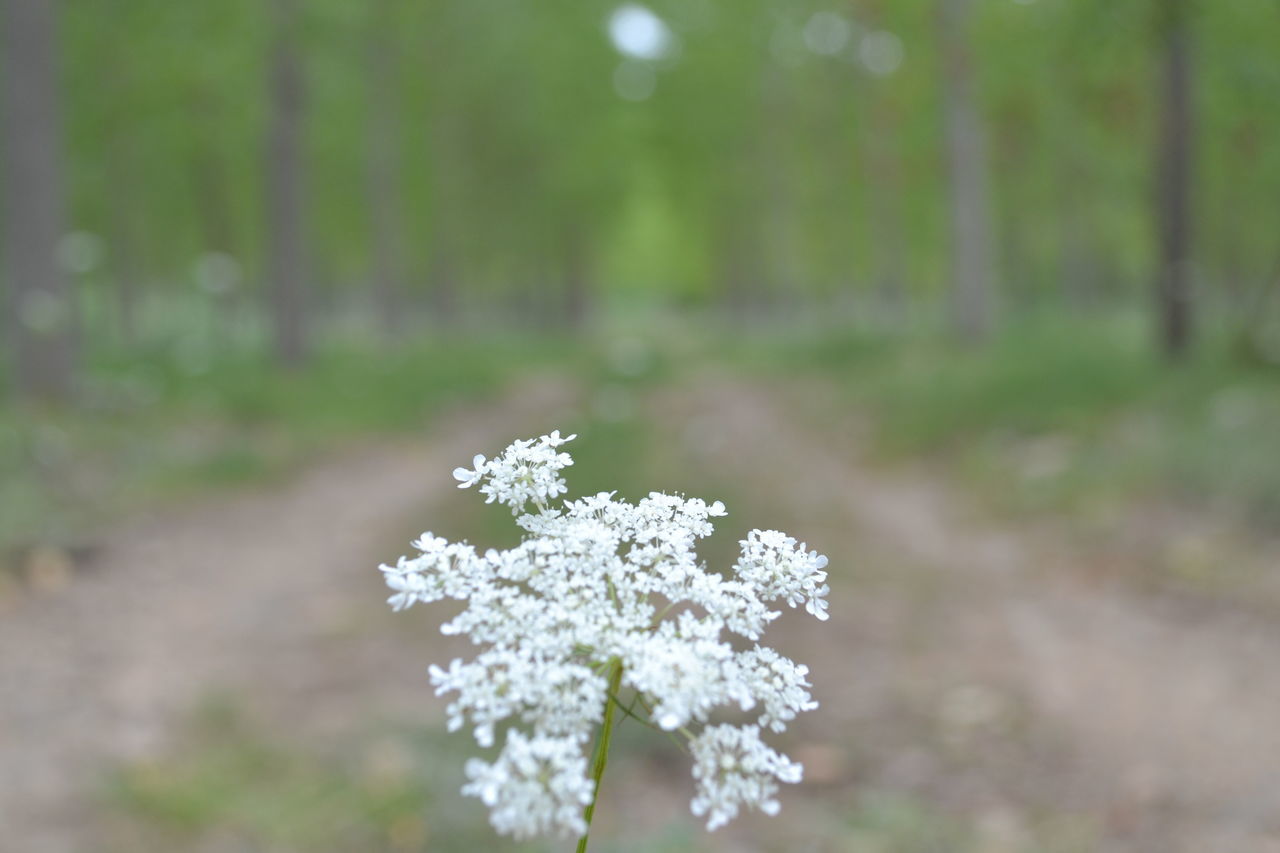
[577,658,624,853]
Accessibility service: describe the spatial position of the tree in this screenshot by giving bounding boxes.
[938,0,996,342]
[365,0,407,335]
[1154,0,1194,359]
[856,22,909,323]
[1,0,76,400]
[265,0,308,366]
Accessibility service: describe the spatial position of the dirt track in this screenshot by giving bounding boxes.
[3,376,1279,852]
[650,378,1280,852]
[0,381,574,853]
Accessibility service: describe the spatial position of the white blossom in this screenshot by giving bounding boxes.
[381,430,829,839]
[461,730,596,840]
[689,724,803,831]
[450,431,577,514]
[734,529,831,621]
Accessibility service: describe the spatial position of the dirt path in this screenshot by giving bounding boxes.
[648,377,1280,852]
[0,380,574,853]
[5,374,1279,852]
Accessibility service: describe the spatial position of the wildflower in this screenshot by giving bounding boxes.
[690,724,803,831]
[462,730,596,840]
[380,431,829,842]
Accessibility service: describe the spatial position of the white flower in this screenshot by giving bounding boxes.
[381,430,829,840]
[462,729,596,840]
[733,530,831,621]
[454,432,578,514]
[731,646,820,732]
[689,724,803,831]
[453,454,488,488]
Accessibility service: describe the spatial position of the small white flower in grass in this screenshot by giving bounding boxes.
[380,430,829,842]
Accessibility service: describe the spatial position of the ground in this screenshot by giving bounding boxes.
[3,374,1279,852]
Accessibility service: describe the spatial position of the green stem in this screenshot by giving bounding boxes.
[634,692,693,753]
[648,599,681,629]
[607,691,663,733]
[577,658,624,853]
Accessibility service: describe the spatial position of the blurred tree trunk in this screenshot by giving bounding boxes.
[1045,54,1092,312]
[190,143,243,348]
[990,98,1036,313]
[715,227,751,322]
[105,141,140,349]
[1218,123,1263,341]
[428,247,458,323]
[265,0,307,367]
[427,112,459,325]
[1215,125,1252,314]
[191,147,237,264]
[761,65,798,315]
[938,0,995,343]
[1154,0,1194,359]
[1,0,76,400]
[561,230,589,329]
[108,228,139,349]
[366,0,406,336]
[1057,158,1095,311]
[857,2,907,326]
[864,95,907,325]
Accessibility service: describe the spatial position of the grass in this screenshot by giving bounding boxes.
[105,700,1048,853]
[0,333,581,558]
[104,697,565,853]
[7,307,1276,591]
[103,697,1101,853]
[751,311,1280,529]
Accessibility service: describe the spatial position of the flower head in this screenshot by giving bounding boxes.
[449,431,576,513]
[462,730,596,840]
[381,430,829,838]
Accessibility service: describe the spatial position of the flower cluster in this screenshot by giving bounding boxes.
[380,431,829,840]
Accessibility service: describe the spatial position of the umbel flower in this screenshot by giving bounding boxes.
[380,431,829,846]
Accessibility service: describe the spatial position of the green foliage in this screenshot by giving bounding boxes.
[0,331,578,553]
[853,320,1159,450]
[841,792,969,851]
[105,699,562,853]
[112,739,421,848]
[42,0,1280,318]
[776,313,1280,526]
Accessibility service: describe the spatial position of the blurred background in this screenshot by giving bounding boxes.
[2,0,1279,850]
